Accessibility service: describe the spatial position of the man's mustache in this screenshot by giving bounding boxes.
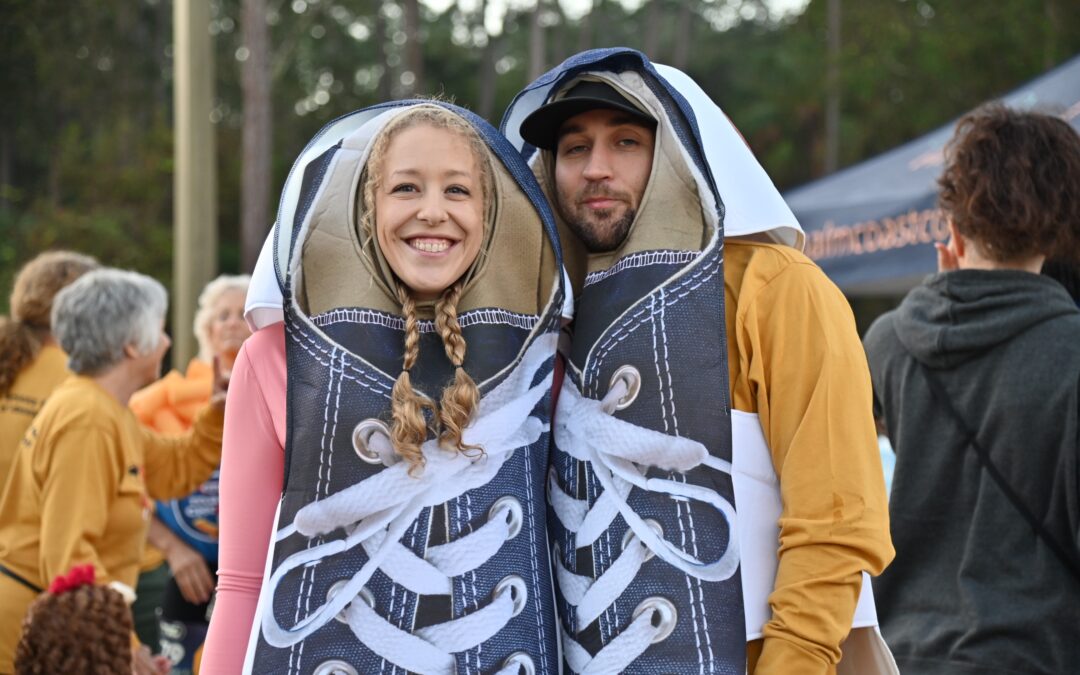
[577,184,631,203]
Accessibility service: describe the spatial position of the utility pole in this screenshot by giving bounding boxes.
[173,0,218,366]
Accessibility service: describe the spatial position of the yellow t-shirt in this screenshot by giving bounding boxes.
[724,240,894,675]
[0,344,69,486]
[0,376,223,671]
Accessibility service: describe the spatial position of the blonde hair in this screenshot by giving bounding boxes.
[193,274,251,362]
[0,251,98,396]
[361,105,491,473]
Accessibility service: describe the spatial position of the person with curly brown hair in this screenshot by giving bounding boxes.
[0,250,98,483]
[14,565,136,675]
[864,103,1080,675]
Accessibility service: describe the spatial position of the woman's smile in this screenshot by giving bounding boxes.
[375,123,485,300]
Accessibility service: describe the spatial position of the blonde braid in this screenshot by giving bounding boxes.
[391,285,435,474]
[435,284,482,457]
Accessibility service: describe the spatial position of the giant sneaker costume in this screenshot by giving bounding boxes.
[503,49,895,674]
[241,101,565,674]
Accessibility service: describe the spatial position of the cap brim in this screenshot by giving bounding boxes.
[519,97,653,151]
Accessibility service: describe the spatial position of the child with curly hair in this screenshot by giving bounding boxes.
[14,565,143,674]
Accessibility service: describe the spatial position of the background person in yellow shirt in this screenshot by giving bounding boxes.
[129,274,250,675]
[0,250,99,485]
[0,268,225,674]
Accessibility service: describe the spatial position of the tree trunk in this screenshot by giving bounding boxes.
[0,128,11,214]
[476,0,497,121]
[376,3,393,100]
[403,0,423,95]
[528,0,546,82]
[824,0,841,174]
[241,0,272,273]
[577,0,593,53]
[1044,0,1059,69]
[643,0,661,61]
[672,1,692,69]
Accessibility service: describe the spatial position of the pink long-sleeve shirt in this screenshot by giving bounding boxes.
[201,323,287,674]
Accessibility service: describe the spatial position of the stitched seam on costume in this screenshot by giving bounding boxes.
[464,492,481,673]
[288,326,393,397]
[290,346,338,673]
[589,261,718,392]
[651,294,669,436]
[659,288,680,437]
[311,307,542,333]
[523,439,549,671]
[583,250,700,288]
[675,494,706,672]
[451,495,468,675]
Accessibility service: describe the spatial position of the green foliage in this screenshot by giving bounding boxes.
[2,0,1080,315]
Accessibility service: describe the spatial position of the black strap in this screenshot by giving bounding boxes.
[0,564,44,594]
[918,364,1080,581]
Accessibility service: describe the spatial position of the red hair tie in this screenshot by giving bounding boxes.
[47,564,96,594]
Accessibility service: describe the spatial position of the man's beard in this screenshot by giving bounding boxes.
[556,186,637,253]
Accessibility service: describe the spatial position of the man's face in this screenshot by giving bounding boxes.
[553,108,655,252]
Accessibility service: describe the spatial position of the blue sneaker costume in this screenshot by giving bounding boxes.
[242,101,565,675]
[503,49,895,675]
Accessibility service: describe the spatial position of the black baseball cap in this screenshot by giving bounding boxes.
[519,81,656,151]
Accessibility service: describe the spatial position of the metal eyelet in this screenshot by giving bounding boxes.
[326,580,374,624]
[620,518,663,562]
[488,496,523,540]
[632,596,677,644]
[608,365,641,411]
[313,660,359,675]
[501,651,536,675]
[494,575,528,617]
[352,419,390,464]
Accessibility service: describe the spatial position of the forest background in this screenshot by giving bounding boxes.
[3,0,1080,326]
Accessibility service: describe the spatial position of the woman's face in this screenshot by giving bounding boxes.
[374,124,485,301]
[206,288,250,362]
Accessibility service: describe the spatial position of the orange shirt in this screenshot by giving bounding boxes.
[130,359,214,570]
[725,240,893,674]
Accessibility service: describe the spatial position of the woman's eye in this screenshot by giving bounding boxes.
[390,183,417,194]
[562,144,587,156]
[447,185,471,196]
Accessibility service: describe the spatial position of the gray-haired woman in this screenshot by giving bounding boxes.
[0,268,225,674]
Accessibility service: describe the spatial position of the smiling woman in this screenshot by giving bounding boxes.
[358,106,496,471]
[202,99,564,675]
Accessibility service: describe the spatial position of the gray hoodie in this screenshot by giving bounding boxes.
[864,269,1080,675]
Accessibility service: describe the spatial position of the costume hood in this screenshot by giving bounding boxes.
[500,48,804,271]
[245,101,566,336]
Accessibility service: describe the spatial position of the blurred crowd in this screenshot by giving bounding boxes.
[0,258,249,675]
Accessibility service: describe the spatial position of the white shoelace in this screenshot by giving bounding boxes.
[261,334,557,675]
[550,377,739,674]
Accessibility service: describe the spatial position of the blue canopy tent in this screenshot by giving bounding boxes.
[784,54,1080,296]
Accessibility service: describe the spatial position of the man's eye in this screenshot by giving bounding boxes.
[561,144,587,156]
[617,138,640,148]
